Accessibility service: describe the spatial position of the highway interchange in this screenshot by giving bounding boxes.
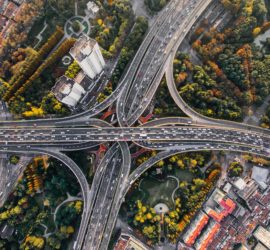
[0,0,269,249]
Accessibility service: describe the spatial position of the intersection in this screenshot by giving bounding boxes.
[0,0,269,249]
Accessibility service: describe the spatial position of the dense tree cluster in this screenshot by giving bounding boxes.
[0,47,34,80]
[144,0,169,13]
[154,78,185,117]
[0,0,45,69]
[137,151,210,171]
[21,235,45,249]
[261,104,270,128]
[183,0,270,121]
[9,155,20,165]
[10,38,76,102]
[174,53,242,120]
[242,154,270,167]
[0,157,82,249]
[65,60,81,79]
[222,0,267,24]
[227,161,244,177]
[56,201,82,227]
[2,27,65,102]
[7,41,74,117]
[90,0,134,56]
[111,16,148,87]
[0,27,71,118]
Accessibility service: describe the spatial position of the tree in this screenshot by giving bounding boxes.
[191,178,207,192]
[47,236,61,249]
[22,236,45,249]
[156,160,164,167]
[9,155,20,165]
[11,38,76,100]
[72,21,81,32]
[253,0,267,22]
[253,27,261,37]
[144,0,169,12]
[221,0,242,13]
[142,225,156,239]
[228,161,243,177]
[177,159,185,169]
[22,106,44,118]
[65,60,81,79]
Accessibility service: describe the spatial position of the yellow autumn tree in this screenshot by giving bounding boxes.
[23,107,44,118]
[253,27,261,37]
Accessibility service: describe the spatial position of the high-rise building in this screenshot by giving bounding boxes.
[70,35,105,79]
[52,75,86,107]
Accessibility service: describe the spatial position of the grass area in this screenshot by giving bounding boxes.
[173,168,195,182]
[66,150,95,183]
[26,5,68,49]
[139,176,178,209]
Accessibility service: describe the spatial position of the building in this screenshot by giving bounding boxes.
[182,211,209,246]
[0,0,26,42]
[87,1,99,15]
[0,15,8,32]
[223,182,232,193]
[251,166,269,190]
[70,35,105,79]
[182,189,237,249]
[254,242,269,250]
[253,226,270,249]
[52,75,86,107]
[0,19,15,39]
[237,245,249,250]
[204,189,236,222]
[194,221,220,250]
[12,0,24,4]
[233,176,258,200]
[2,1,18,17]
[0,0,8,14]
[114,233,149,250]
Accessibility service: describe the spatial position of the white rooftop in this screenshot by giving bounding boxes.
[70,35,97,62]
[87,1,99,13]
[233,178,246,190]
[223,182,232,193]
[253,226,270,249]
[252,166,269,184]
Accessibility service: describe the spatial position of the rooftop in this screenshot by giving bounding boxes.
[114,233,149,250]
[251,166,269,190]
[253,226,270,249]
[233,177,258,200]
[183,211,209,246]
[70,35,97,62]
[233,178,246,190]
[195,221,220,250]
[3,1,18,17]
[87,1,99,13]
[254,242,269,250]
[52,76,74,100]
[74,71,92,90]
[0,0,7,14]
[0,15,8,31]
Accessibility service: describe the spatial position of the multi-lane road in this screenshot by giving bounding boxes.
[0,125,268,155]
[116,0,213,126]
